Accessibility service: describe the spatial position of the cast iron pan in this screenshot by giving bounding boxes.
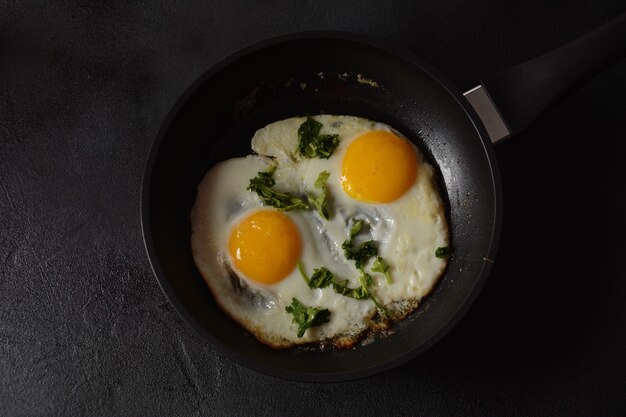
[141,15,626,382]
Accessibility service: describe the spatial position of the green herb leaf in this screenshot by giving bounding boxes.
[313,134,340,159]
[308,267,335,289]
[307,191,329,220]
[314,170,330,189]
[297,261,310,285]
[247,167,309,211]
[307,170,331,220]
[358,272,388,316]
[332,279,369,300]
[299,263,388,316]
[297,116,322,157]
[342,219,378,270]
[372,256,392,284]
[435,246,454,258]
[343,239,378,270]
[297,116,340,159]
[349,218,364,237]
[299,263,368,300]
[247,165,276,188]
[332,273,387,315]
[285,298,331,338]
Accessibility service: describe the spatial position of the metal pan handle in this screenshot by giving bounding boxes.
[464,13,626,144]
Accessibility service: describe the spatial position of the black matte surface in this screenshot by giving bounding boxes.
[483,13,626,134]
[2,1,626,415]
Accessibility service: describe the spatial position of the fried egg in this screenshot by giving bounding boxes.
[191,115,449,348]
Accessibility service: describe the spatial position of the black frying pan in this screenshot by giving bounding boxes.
[141,15,626,382]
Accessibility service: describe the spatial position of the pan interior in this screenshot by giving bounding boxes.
[144,36,499,381]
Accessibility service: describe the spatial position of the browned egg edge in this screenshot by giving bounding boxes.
[198,260,447,350]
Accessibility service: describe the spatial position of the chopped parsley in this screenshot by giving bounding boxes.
[297,263,336,290]
[298,217,393,318]
[342,218,378,270]
[285,298,331,338]
[435,246,454,258]
[332,278,368,300]
[247,166,308,211]
[358,272,388,316]
[248,167,333,218]
[349,218,364,236]
[297,116,340,159]
[372,256,392,284]
[298,262,388,316]
[308,170,331,220]
[309,267,335,289]
[307,191,328,220]
[314,170,330,189]
[297,261,310,285]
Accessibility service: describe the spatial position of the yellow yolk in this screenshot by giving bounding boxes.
[341,130,418,203]
[228,209,302,285]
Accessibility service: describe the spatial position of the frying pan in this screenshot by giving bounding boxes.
[141,15,626,382]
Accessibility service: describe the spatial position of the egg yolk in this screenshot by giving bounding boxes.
[341,130,418,203]
[228,209,302,285]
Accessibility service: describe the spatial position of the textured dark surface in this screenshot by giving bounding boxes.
[1,1,626,416]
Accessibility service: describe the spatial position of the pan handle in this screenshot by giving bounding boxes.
[464,13,626,144]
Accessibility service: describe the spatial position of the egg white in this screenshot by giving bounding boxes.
[191,115,449,348]
[191,155,376,348]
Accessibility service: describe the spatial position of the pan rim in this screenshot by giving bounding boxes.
[140,30,503,383]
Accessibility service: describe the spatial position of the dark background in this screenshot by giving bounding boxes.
[2,1,626,416]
